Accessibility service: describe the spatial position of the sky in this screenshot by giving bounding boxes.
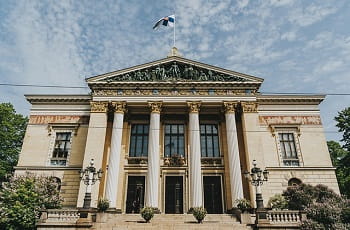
[0,0,349,141]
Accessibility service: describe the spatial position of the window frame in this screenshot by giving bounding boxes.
[163,123,185,157]
[200,124,221,158]
[47,129,73,167]
[128,124,149,158]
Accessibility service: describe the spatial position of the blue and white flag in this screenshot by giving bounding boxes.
[153,15,175,29]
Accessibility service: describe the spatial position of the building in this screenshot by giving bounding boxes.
[16,49,339,215]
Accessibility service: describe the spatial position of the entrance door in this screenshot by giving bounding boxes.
[203,176,223,214]
[165,176,183,214]
[125,176,145,213]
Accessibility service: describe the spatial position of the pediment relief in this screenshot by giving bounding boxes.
[87,56,263,84]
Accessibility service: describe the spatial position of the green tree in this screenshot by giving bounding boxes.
[327,141,350,197]
[0,174,62,230]
[335,107,350,151]
[0,103,28,183]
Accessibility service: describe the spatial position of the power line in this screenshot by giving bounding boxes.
[1,82,350,95]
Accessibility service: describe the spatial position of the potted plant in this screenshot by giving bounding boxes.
[97,198,110,212]
[140,206,154,223]
[192,207,207,223]
[235,198,252,213]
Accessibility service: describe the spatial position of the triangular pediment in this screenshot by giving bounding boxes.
[86,56,263,84]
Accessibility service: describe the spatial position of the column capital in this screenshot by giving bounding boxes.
[90,101,108,113]
[241,102,258,113]
[187,101,201,113]
[111,101,127,114]
[223,101,239,113]
[148,101,163,113]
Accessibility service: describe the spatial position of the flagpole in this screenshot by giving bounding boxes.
[173,13,176,47]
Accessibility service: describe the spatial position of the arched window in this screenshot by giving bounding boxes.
[288,178,302,187]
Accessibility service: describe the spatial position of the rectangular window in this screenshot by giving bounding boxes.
[51,132,71,166]
[200,124,220,157]
[129,124,149,157]
[278,133,299,166]
[164,124,185,157]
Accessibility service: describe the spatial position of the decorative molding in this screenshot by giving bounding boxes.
[223,101,239,113]
[201,157,223,165]
[48,123,80,136]
[269,124,301,137]
[29,115,89,125]
[260,115,322,126]
[241,102,258,113]
[187,101,201,113]
[90,101,108,113]
[148,101,162,113]
[111,101,127,114]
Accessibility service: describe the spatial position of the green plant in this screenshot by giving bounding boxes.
[0,174,62,230]
[140,206,154,223]
[235,198,252,212]
[268,194,288,210]
[97,198,110,212]
[192,207,207,223]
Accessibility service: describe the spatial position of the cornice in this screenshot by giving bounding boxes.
[266,166,336,170]
[14,166,83,170]
[25,94,91,104]
[257,95,325,105]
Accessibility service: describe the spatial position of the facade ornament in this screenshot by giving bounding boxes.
[90,101,108,113]
[241,102,258,113]
[111,101,127,114]
[187,101,201,113]
[223,102,239,113]
[148,101,163,113]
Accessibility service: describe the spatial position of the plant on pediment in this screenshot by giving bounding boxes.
[164,154,185,166]
[99,62,249,83]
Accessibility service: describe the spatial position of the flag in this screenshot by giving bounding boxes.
[153,15,175,29]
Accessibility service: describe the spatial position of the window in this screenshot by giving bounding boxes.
[51,132,71,166]
[200,124,220,157]
[278,133,299,166]
[129,124,149,157]
[164,124,185,157]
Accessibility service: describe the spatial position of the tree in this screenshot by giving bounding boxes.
[0,174,62,230]
[335,107,350,151]
[327,141,350,197]
[0,103,28,183]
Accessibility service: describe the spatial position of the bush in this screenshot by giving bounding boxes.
[235,198,252,212]
[97,198,110,212]
[268,194,288,210]
[0,174,62,230]
[282,183,350,230]
[192,207,207,223]
[140,206,154,223]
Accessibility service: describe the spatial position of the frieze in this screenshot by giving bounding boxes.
[29,115,90,124]
[92,89,249,97]
[241,102,258,113]
[259,116,322,125]
[90,101,108,113]
[98,61,249,83]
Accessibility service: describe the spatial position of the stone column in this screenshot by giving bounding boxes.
[77,101,108,208]
[145,101,162,210]
[105,102,126,210]
[224,102,244,207]
[188,101,203,208]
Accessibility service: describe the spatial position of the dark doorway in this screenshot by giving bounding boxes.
[125,176,145,213]
[203,176,223,214]
[165,176,183,214]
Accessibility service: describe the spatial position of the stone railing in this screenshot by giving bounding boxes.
[40,209,80,223]
[267,210,306,224]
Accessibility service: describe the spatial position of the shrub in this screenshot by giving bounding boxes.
[235,198,252,212]
[192,207,207,223]
[97,198,110,212]
[140,206,154,223]
[268,194,288,210]
[0,174,62,230]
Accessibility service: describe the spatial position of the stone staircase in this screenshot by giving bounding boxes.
[92,213,253,230]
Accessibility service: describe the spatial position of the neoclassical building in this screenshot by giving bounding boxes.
[16,50,339,214]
